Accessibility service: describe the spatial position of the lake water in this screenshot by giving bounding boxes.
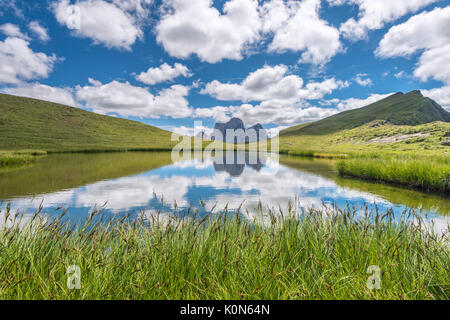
[0,152,448,232]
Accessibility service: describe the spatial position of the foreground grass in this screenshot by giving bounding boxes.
[0,204,448,300]
[337,157,450,193]
[0,150,46,168]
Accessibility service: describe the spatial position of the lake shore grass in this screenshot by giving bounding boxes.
[0,150,47,168]
[0,203,448,300]
[336,156,450,194]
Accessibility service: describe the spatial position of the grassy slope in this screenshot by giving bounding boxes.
[0,94,178,152]
[278,91,450,193]
[281,90,450,136]
[280,121,450,156]
[279,90,450,157]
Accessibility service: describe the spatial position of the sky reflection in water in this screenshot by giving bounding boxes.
[1,153,448,234]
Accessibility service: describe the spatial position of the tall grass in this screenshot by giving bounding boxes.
[337,158,450,193]
[0,150,46,168]
[0,202,448,300]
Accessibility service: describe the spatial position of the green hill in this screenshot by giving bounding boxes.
[281,90,450,136]
[0,93,178,152]
[278,90,450,156]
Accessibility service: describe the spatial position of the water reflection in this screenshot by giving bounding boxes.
[0,152,448,232]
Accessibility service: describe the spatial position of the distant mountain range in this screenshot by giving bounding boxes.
[1,89,448,152]
[281,90,450,137]
[212,118,267,142]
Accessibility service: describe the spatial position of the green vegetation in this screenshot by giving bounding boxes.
[337,156,450,193]
[281,90,450,136]
[0,93,178,152]
[0,150,47,168]
[278,90,450,192]
[279,120,450,157]
[0,203,448,300]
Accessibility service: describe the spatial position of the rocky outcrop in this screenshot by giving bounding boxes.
[212,118,267,142]
[442,139,450,146]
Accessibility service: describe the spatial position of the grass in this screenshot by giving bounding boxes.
[0,150,47,168]
[336,157,450,193]
[0,93,180,152]
[0,202,448,300]
[281,90,450,136]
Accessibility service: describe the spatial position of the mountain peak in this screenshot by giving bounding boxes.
[212,118,267,142]
[281,90,450,136]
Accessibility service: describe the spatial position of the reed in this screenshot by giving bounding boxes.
[337,157,450,193]
[0,202,448,300]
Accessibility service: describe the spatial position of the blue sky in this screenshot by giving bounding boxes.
[1,0,450,136]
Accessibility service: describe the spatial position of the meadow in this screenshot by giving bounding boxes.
[0,202,448,300]
[278,121,450,194]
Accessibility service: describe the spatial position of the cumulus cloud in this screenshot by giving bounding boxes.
[422,86,450,111]
[2,83,75,106]
[201,64,348,103]
[0,36,59,84]
[156,0,261,63]
[329,0,437,41]
[75,79,192,118]
[195,89,390,127]
[354,73,372,87]
[28,21,50,42]
[0,23,29,39]
[136,62,192,85]
[331,93,393,112]
[263,0,341,65]
[377,7,450,108]
[377,7,450,59]
[52,0,143,50]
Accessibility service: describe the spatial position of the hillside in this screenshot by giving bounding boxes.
[281,90,450,136]
[279,90,450,156]
[0,94,178,152]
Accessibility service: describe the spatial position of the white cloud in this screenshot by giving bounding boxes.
[414,44,450,84]
[354,73,372,86]
[377,7,450,109]
[194,106,232,123]
[112,0,153,19]
[422,86,450,111]
[28,21,50,42]
[75,79,192,118]
[201,64,348,103]
[197,64,351,126]
[330,0,437,41]
[0,37,58,84]
[52,0,142,50]
[2,83,75,106]
[136,62,192,85]
[195,91,390,127]
[0,23,29,40]
[332,93,393,112]
[394,71,406,79]
[377,7,450,59]
[156,0,261,63]
[263,0,341,65]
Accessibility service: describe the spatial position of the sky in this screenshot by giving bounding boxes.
[1,0,450,137]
